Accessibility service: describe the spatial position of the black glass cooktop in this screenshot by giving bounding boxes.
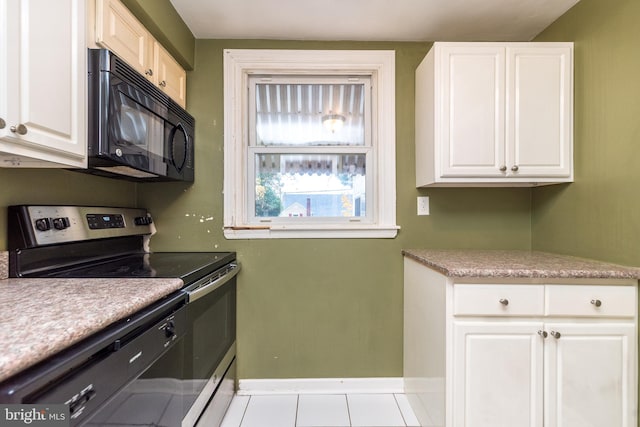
[36,252,235,285]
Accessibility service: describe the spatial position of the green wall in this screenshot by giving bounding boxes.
[0,169,137,242]
[532,0,640,267]
[137,39,533,379]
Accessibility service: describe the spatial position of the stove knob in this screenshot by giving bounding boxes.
[35,218,51,231]
[164,321,176,338]
[134,216,153,226]
[52,217,70,230]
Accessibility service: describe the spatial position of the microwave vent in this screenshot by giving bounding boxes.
[113,56,169,107]
[111,56,195,128]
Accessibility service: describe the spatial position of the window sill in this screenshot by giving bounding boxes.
[223,225,400,239]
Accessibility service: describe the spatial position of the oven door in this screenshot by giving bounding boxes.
[183,264,238,427]
[80,332,186,427]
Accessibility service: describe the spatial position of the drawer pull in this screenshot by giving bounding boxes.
[499,298,509,306]
[550,331,561,339]
[537,330,548,339]
[591,299,602,307]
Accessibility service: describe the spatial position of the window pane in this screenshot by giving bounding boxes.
[254,154,366,218]
[255,83,366,147]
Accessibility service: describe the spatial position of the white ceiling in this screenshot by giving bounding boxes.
[169,0,580,42]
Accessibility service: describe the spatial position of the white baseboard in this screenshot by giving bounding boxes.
[237,377,404,395]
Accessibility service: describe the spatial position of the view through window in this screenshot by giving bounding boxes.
[248,77,372,221]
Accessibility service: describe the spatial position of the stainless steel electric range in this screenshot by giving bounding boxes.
[1,205,238,427]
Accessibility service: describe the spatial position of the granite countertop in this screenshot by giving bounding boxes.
[402,249,640,279]
[0,277,184,382]
[0,252,7,280]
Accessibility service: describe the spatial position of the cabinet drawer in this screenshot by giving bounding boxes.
[453,284,544,316]
[545,285,637,317]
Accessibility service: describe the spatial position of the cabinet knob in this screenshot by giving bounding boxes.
[10,124,27,135]
[159,80,167,88]
[0,118,5,129]
[499,298,509,306]
[511,165,519,172]
[550,331,561,339]
[591,299,602,307]
[538,330,548,338]
[145,69,153,76]
[499,165,507,172]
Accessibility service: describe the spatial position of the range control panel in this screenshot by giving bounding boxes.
[86,213,126,229]
[8,206,154,248]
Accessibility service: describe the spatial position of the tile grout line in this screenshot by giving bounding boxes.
[392,393,408,427]
[345,393,353,427]
[238,395,251,427]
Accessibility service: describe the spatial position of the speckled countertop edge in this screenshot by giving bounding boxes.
[0,277,184,382]
[402,249,640,279]
[0,252,7,280]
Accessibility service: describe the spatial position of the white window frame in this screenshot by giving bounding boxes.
[223,49,398,239]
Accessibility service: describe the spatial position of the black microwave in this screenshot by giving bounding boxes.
[85,49,194,182]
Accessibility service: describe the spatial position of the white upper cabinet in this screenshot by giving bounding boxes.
[95,0,153,78]
[95,0,187,107]
[415,42,573,187]
[0,0,87,168]
[154,42,186,107]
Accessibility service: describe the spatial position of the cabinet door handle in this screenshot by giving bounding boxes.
[591,299,602,307]
[499,165,507,172]
[159,80,167,88]
[511,165,519,172]
[538,330,548,338]
[499,298,509,306]
[0,118,5,129]
[550,331,561,339]
[10,124,27,135]
[145,68,153,76]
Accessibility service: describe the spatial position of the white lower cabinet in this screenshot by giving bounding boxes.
[453,321,636,427]
[403,257,638,427]
[452,321,543,427]
[544,323,636,427]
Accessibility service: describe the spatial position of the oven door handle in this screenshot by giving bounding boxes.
[187,263,239,303]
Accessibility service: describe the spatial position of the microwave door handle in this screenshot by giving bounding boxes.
[187,264,239,303]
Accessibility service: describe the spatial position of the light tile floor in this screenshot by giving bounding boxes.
[220,393,421,427]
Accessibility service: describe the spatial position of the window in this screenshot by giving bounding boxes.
[223,49,398,239]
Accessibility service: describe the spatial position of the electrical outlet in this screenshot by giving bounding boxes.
[417,196,430,215]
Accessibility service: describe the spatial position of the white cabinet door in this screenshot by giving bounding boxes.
[95,0,153,80]
[506,46,573,178]
[0,0,13,144]
[452,321,544,427]
[544,323,637,427]
[154,42,187,107]
[439,46,505,178]
[0,0,86,167]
